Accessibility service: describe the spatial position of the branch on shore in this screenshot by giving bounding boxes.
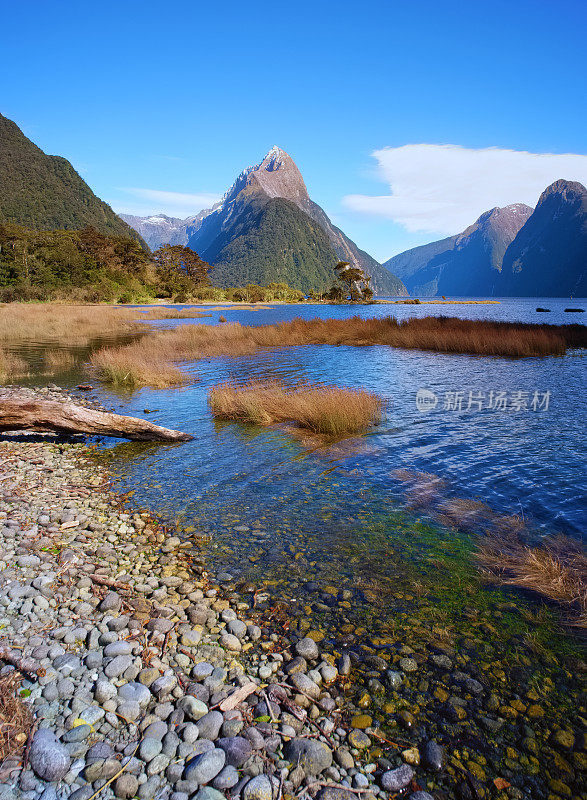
[0,647,41,677]
[0,398,193,442]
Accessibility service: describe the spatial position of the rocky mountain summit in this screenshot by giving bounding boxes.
[125,147,406,296]
[384,204,532,296]
[499,179,587,297]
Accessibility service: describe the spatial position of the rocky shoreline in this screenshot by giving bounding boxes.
[0,396,435,800]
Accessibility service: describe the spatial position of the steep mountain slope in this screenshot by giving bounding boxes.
[200,196,342,293]
[0,113,144,244]
[173,146,406,295]
[499,180,587,297]
[383,204,532,296]
[383,236,457,287]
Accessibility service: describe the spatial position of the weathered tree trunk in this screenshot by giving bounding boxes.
[0,398,192,441]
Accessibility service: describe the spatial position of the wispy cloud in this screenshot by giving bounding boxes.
[344,144,587,235]
[115,187,222,218]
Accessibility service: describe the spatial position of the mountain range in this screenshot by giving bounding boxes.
[384,180,587,297]
[500,180,587,297]
[123,147,407,296]
[1,110,584,298]
[0,113,143,245]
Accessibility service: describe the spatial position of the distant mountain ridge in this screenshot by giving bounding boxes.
[0,113,144,245]
[384,204,533,296]
[499,180,587,297]
[126,147,407,296]
[120,211,212,250]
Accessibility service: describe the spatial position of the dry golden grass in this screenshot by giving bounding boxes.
[477,533,587,628]
[44,350,77,371]
[0,347,28,382]
[238,315,585,357]
[208,380,383,436]
[0,303,213,346]
[137,308,211,320]
[90,344,186,389]
[89,315,586,388]
[0,304,145,344]
[0,673,32,764]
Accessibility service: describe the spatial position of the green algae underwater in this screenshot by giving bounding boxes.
[97,436,586,800]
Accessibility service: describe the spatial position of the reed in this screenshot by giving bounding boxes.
[137,308,211,320]
[44,350,78,371]
[208,380,383,436]
[0,303,145,344]
[0,303,215,346]
[0,347,28,382]
[90,315,586,388]
[477,533,587,628]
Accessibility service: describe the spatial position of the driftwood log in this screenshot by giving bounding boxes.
[0,646,41,677]
[0,398,193,441]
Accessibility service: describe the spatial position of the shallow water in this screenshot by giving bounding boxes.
[10,297,587,796]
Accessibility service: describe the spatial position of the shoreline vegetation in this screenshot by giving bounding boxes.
[91,315,587,388]
[209,381,383,436]
[393,471,587,628]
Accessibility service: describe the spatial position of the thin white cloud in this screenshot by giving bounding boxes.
[344,144,587,236]
[116,187,222,218]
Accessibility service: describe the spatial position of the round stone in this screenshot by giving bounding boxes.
[115,774,139,799]
[217,736,253,768]
[295,637,319,661]
[423,739,444,771]
[242,775,273,800]
[284,739,332,775]
[183,748,226,785]
[381,764,415,791]
[178,696,209,721]
[348,729,371,749]
[213,765,240,790]
[29,731,70,782]
[196,711,224,740]
[220,633,241,652]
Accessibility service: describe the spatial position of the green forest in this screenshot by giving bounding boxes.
[203,198,341,294]
[0,224,209,302]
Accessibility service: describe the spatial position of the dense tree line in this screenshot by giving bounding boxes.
[0,224,212,303]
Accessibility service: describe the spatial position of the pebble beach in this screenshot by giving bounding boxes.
[0,388,584,800]
[0,389,434,800]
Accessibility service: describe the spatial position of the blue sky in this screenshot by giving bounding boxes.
[2,0,586,261]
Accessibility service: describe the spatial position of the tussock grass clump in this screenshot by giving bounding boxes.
[209,380,383,436]
[0,673,32,763]
[44,350,77,371]
[0,347,28,382]
[477,533,587,628]
[91,343,185,389]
